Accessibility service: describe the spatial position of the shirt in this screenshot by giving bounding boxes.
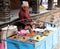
[19,9,31,23]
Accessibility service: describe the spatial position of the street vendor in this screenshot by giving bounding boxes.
[15,1,32,31]
[19,1,31,23]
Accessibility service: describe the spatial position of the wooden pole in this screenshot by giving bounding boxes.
[57,0,60,7]
[48,0,53,10]
[32,0,41,13]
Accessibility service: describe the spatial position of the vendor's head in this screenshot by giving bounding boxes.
[21,1,29,11]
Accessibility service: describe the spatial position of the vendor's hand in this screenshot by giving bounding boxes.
[30,20,36,25]
[30,21,33,25]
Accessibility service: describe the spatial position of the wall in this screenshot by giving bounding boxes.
[10,0,21,9]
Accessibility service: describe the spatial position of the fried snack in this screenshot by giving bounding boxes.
[43,30,50,36]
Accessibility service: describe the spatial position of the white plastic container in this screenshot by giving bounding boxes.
[2,25,17,40]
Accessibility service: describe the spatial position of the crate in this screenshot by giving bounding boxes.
[6,37,46,49]
[45,32,53,49]
[36,39,46,49]
[6,39,34,49]
[8,33,46,49]
[58,28,60,36]
[52,29,59,47]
